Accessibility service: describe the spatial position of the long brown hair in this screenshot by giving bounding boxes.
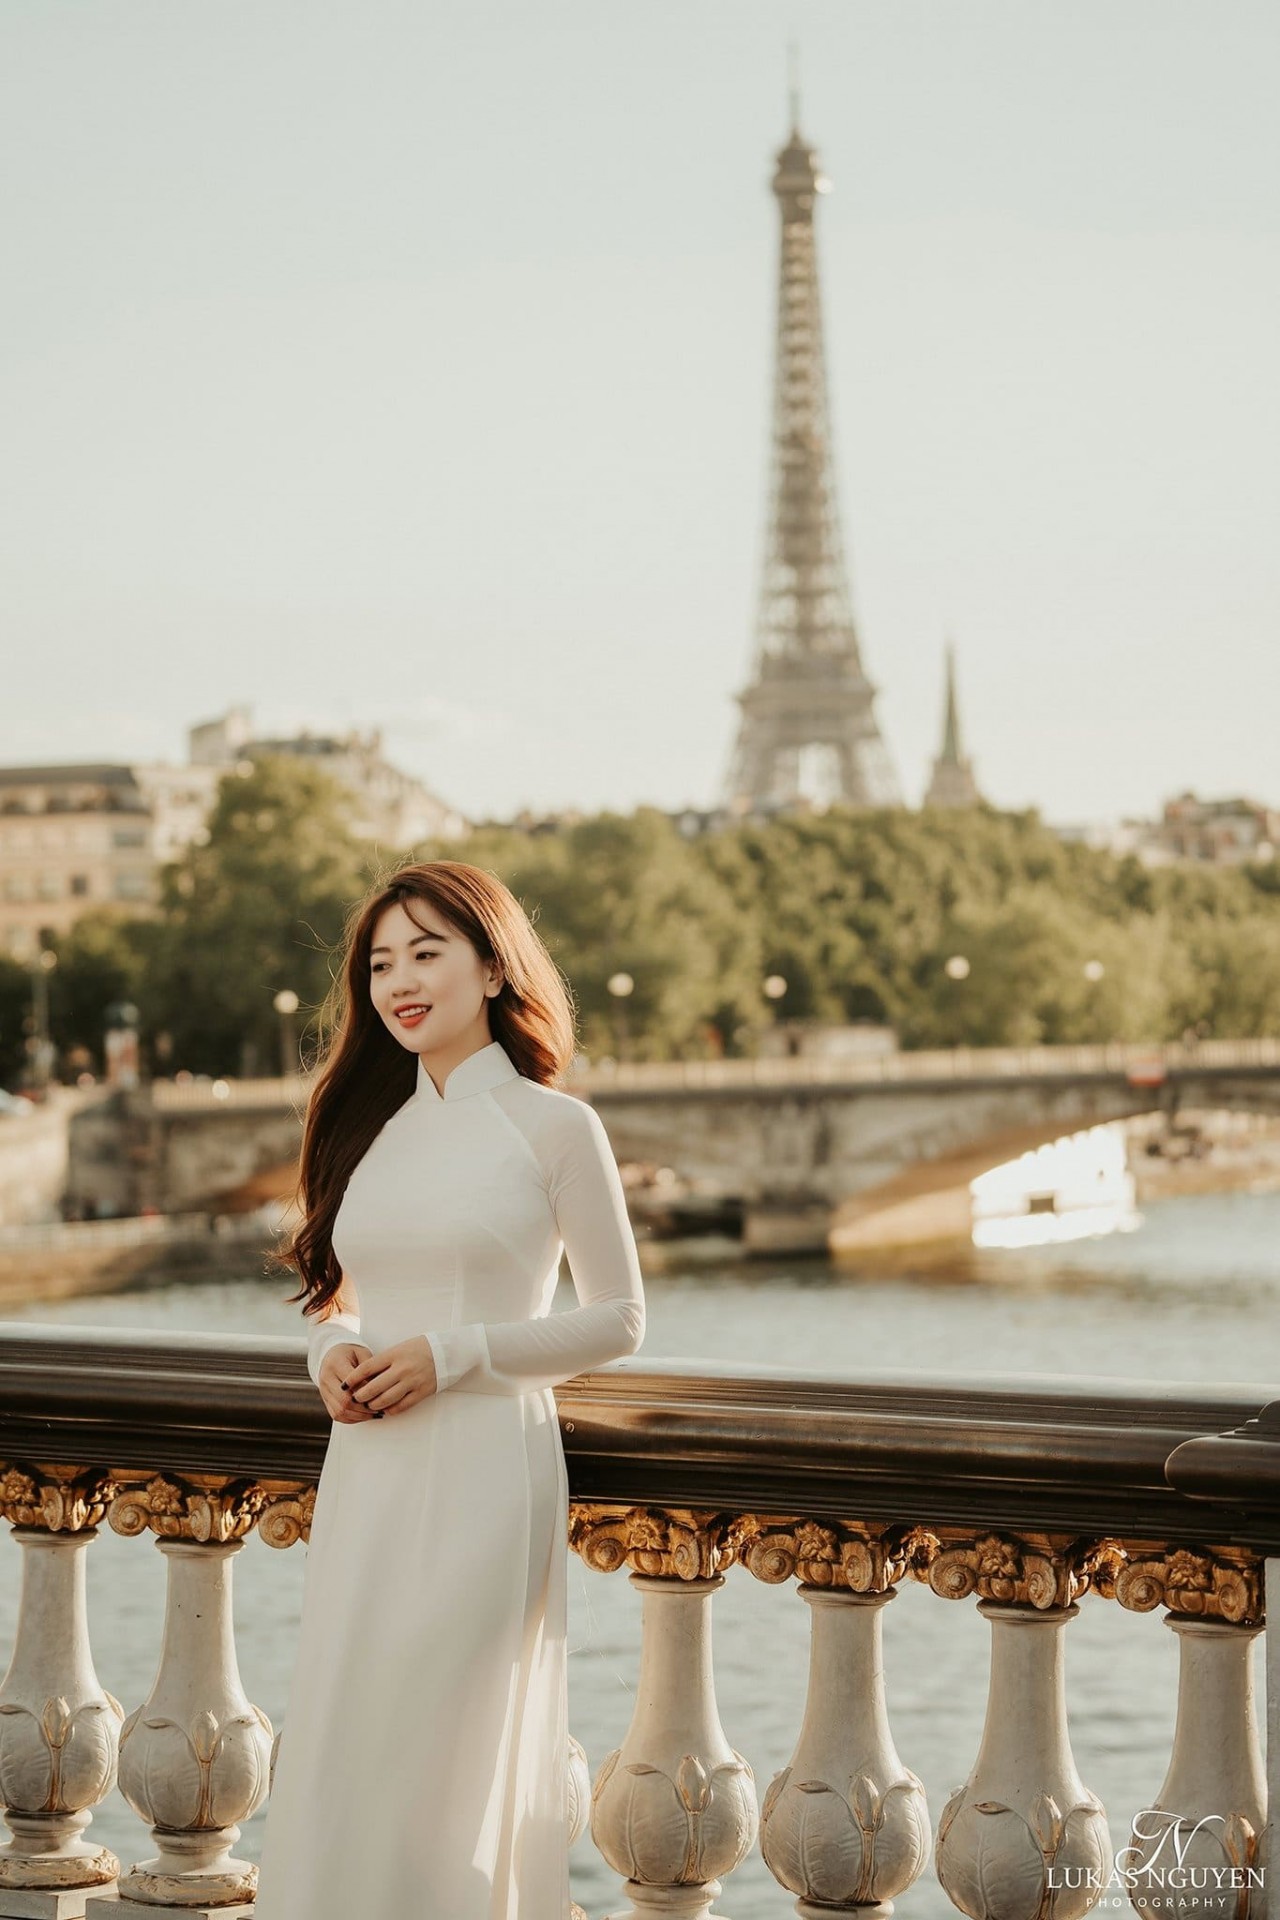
[276,860,577,1320]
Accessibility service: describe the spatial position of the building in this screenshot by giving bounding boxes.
[0,709,468,959]
[922,644,983,809]
[0,762,219,958]
[189,706,468,850]
[1148,792,1277,866]
[1053,793,1278,867]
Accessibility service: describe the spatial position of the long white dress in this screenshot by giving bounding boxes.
[253,1039,646,1920]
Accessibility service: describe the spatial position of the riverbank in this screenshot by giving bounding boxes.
[0,1213,281,1307]
[1126,1107,1280,1200]
[0,1206,742,1308]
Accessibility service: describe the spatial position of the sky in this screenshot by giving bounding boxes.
[1,0,1276,827]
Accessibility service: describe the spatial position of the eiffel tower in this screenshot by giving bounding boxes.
[724,100,900,813]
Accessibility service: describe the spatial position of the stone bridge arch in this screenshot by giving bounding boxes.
[591,1062,1277,1253]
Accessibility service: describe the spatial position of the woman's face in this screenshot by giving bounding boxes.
[368,898,502,1058]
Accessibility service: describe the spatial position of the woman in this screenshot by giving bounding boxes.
[254,860,647,1920]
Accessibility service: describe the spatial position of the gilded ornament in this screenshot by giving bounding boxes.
[737,1518,923,1593]
[1113,1547,1262,1626]
[107,1473,268,1544]
[258,1486,317,1549]
[0,1463,116,1533]
[568,1504,745,1581]
[921,1532,1082,1610]
[0,1467,42,1528]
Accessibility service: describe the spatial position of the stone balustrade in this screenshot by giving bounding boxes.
[0,1325,1276,1919]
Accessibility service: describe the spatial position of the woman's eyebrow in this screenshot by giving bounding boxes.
[370,930,451,955]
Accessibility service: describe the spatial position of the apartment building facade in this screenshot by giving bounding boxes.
[0,708,468,960]
[0,762,220,959]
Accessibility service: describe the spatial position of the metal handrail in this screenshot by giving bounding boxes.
[1,1324,1276,1551]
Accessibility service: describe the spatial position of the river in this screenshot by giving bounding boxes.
[2,1187,1277,1916]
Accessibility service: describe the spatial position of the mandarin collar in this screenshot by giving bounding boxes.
[416,1039,519,1105]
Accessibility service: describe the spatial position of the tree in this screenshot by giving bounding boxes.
[438,803,1251,1057]
[37,789,1277,1077]
[1171,915,1280,1037]
[426,810,764,1059]
[0,956,30,1089]
[144,756,371,1075]
[45,911,148,1073]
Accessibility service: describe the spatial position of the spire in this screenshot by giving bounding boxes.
[788,40,801,135]
[940,641,963,765]
[924,640,983,808]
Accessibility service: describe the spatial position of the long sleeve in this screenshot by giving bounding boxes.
[424,1098,646,1395]
[304,1278,364,1387]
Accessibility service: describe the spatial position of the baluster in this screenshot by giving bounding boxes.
[935,1600,1111,1920]
[1125,1616,1266,1920]
[0,1506,123,1913]
[760,1586,930,1918]
[568,1728,591,1846]
[84,1477,272,1919]
[591,1572,757,1920]
[569,1730,590,1920]
[1111,1544,1267,1919]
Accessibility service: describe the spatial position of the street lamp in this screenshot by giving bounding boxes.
[762,972,796,1055]
[942,954,971,1049]
[1081,958,1106,1044]
[104,1000,141,1089]
[273,989,300,1078]
[606,972,634,1063]
[28,949,58,1094]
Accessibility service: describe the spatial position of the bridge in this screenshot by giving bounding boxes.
[37,1036,1279,1253]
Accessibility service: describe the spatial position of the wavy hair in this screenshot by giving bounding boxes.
[276,860,577,1320]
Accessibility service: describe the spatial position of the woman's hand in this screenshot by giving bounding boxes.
[317,1342,377,1423]
[344,1336,439,1417]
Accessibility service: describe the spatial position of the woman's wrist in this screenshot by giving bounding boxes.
[306,1310,362,1386]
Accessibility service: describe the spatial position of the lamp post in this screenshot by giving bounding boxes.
[762,972,790,1054]
[28,949,58,1094]
[943,953,970,1049]
[103,1000,141,1090]
[1082,959,1105,1044]
[606,972,634,1064]
[272,989,300,1079]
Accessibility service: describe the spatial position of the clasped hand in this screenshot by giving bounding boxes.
[317,1335,439,1423]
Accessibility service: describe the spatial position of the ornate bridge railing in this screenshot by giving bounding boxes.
[0,1324,1276,1919]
